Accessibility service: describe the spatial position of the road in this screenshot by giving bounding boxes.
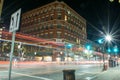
[0,61,103,80]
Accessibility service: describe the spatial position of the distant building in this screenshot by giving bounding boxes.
[20,1,87,46]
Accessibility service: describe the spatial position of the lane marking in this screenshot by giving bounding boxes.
[77,71,100,80]
[77,73,86,75]
[85,76,97,80]
[84,72,100,74]
[77,71,100,75]
[0,71,53,80]
[12,72,53,80]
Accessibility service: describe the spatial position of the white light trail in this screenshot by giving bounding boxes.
[12,72,53,80]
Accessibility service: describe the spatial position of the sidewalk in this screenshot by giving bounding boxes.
[93,66,120,80]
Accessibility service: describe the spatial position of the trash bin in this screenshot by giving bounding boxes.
[63,69,75,80]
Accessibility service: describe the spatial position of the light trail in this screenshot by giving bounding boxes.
[0,71,53,80]
[12,72,53,80]
[0,39,61,49]
[2,30,64,47]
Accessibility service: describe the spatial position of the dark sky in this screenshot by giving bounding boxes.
[1,0,120,45]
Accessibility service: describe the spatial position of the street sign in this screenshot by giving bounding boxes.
[8,8,21,80]
[9,8,21,32]
[56,39,62,43]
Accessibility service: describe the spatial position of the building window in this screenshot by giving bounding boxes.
[67,17,70,23]
[57,24,61,28]
[49,32,53,38]
[46,26,48,30]
[57,13,62,19]
[46,16,49,21]
[57,31,61,38]
[45,33,48,38]
[41,26,44,30]
[37,34,39,37]
[50,24,53,29]
[64,15,67,21]
[67,10,70,15]
[50,14,54,20]
[41,17,45,22]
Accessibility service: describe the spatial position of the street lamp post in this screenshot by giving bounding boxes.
[104,35,112,70]
[98,34,113,71]
[103,44,105,63]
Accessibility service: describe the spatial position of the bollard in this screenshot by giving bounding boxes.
[109,59,112,67]
[114,60,116,67]
[63,69,75,80]
[103,63,108,71]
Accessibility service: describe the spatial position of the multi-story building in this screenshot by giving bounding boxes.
[20,1,87,61]
[20,1,87,45]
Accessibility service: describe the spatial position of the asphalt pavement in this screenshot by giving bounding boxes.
[2,61,120,80]
[0,61,102,80]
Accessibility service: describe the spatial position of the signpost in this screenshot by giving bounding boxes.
[9,8,21,80]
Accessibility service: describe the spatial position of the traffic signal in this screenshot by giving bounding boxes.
[86,45,91,50]
[107,48,111,53]
[98,39,103,44]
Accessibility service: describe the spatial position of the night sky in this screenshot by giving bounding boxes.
[1,0,120,45]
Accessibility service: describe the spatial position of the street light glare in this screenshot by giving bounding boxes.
[119,0,120,3]
[109,0,114,2]
[105,35,112,42]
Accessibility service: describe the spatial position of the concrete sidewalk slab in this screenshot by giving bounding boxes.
[92,66,120,80]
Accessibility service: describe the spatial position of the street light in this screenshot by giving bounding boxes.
[104,35,112,61]
[105,35,112,43]
[98,34,113,70]
[107,48,111,53]
[86,45,91,50]
[109,0,114,2]
[109,0,120,3]
[98,39,103,44]
[113,46,118,55]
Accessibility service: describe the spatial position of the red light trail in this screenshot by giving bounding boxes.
[2,30,64,47]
